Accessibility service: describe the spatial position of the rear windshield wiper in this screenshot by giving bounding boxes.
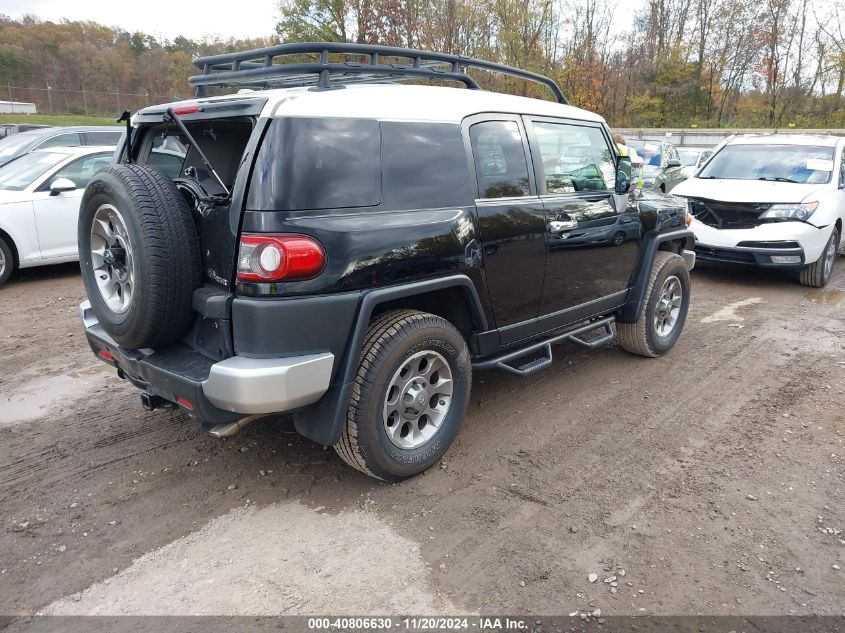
[758,176,798,183]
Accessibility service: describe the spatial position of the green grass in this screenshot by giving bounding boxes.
[0,114,121,127]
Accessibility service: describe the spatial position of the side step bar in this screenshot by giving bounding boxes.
[472,317,615,377]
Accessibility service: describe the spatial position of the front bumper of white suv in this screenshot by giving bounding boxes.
[690,217,832,269]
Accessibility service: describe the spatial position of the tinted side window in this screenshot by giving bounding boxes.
[381,122,473,209]
[248,118,380,211]
[85,131,122,146]
[37,133,82,149]
[532,121,615,193]
[469,121,530,199]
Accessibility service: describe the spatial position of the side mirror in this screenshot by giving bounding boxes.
[49,177,77,196]
[667,158,682,168]
[615,156,633,194]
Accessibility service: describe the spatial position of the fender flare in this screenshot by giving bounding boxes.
[616,229,694,323]
[293,274,487,446]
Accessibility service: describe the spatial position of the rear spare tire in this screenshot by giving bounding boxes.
[79,164,201,349]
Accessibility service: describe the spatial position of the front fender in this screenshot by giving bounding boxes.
[616,228,695,323]
[807,191,844,230]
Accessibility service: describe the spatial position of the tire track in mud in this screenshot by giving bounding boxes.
[0,395,197,497]
[363,295,844,614]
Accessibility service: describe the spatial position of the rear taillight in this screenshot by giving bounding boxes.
[236,234,326,282]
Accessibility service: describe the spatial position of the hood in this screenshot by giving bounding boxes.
[672,177,823,204]
[0,189,33,205]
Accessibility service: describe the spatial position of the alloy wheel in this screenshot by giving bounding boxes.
[90,204,135,314]
[654,275,683,337]
[382,350,453,450]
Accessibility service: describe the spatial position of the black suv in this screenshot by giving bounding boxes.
[78,43,695,481]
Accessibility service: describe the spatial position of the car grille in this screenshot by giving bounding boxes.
[690,198,772,229]
[695,246,757,264]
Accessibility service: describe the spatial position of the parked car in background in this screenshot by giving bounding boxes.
[673,134,845,287]
[0,126,121,167]
[0,123,52,138]
[678,147,713,179]
[0,146,114,285]
[627,139,685,192]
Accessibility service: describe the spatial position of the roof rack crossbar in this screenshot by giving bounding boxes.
[189,42,567,104]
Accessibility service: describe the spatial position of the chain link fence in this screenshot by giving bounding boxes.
[2,85,192,117]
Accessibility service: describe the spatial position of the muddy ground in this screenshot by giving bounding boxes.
[0,261,843,617]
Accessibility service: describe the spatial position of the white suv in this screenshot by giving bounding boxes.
[672,134,845,287]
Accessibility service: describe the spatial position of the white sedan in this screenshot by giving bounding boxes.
[672,134,845,287]
[0,147,114,285]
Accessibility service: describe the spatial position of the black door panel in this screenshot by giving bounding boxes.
[541,194,639,314]
[475,198,546,333]
[466,117,546,339]
[523,116,641,317]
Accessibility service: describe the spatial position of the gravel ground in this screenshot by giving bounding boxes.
[0,260,843,617]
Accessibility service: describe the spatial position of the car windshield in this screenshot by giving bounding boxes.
[677,149,700,166]
[699,144,835,183]
[628,140,662,167]
[0,133,36,161]
[0,151,68,191]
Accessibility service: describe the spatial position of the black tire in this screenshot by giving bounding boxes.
[617,251,690,358]
[612,231,625,246]
[0,235,14,287]
[78,164,201,349]
[799,227,838,288]
[334,309,472,481]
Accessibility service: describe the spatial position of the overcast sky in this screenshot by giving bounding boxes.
[6,0,647,41]
[4,0,280,40]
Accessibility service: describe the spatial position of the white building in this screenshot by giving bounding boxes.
[0,101,37,114]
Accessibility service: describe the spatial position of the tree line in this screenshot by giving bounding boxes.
[2,0,844,127]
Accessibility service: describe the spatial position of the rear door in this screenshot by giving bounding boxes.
[465,115,547,344]
[525,117,639,325]
[31,152,112,259]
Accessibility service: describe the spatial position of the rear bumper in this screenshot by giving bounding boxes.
[79,301,334,424]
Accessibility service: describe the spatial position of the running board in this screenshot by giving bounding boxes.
[473,317,615,377]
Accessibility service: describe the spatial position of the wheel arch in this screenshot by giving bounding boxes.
[293,275,487,446]
[0,226,19,270]
[617,229,694,323]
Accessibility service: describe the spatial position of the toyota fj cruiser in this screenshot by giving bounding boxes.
[78,43,695,481]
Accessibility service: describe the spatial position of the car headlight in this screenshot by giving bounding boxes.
[760,201,818,221]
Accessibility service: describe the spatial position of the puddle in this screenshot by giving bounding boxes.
[0,366,112,426]
[805,288,845,307]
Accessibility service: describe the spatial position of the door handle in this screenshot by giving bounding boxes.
[549,219,578,233]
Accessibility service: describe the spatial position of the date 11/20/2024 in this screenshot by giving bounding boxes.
[306,617,529,630]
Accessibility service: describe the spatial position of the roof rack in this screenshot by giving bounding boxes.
[189,42,568,104]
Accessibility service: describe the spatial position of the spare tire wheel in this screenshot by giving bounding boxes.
[79,164,201,349]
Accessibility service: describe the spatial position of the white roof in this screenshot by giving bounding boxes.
[727,134,843,147]
[189,83,605,125]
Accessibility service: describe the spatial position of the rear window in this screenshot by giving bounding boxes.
[248,118,380,211]
[85,131,122,146]
[381,122,473,209]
